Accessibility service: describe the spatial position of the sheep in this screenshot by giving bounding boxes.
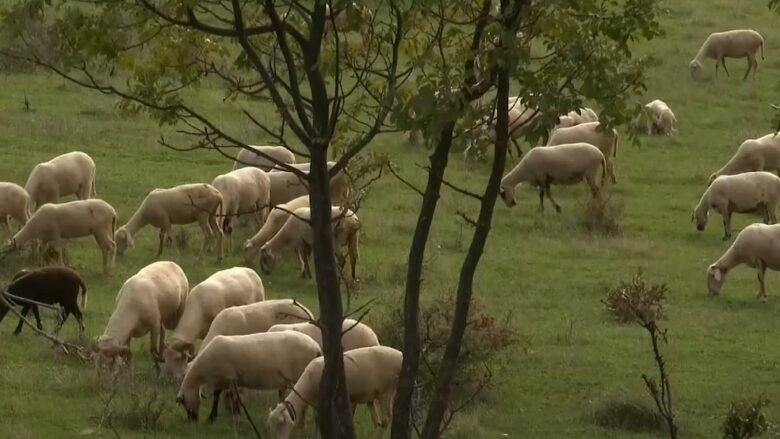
[94,261,189,370]
[708,133,780,185]
[232,146,296,171]
[546,122,619,184]
[499,143,607,212]
[243,195,311,265]
[706,223,780,301]
[3,199,116,275]
[268,168,351,207]
[25,151,97,212]
[259,207,360,280]
[0,266,86,335]
[552,107,599,131]
[694,172,780,241]
[471,96,541,160]
[268,346,402,439]
[211,167,271,252]
[689,29,765,80]
[324,2,373,38]
[199,299,315,352]
[162,267,265,381]
[176,331,322,422]
[0,182,30,236]
[114,183,223,260]
[268,318,380,351]
[634,100,677,136]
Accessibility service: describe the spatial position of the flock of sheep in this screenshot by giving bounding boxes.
[0,21,775,437]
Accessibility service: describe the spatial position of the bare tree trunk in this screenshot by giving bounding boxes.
[391,122,456,438]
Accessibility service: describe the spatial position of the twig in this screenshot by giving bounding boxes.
[230,381,263,439]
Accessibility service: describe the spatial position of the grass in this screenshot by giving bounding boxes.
[2,0,780,437]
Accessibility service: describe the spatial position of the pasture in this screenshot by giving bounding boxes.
[2,0,780,438]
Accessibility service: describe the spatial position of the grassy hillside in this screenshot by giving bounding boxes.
[2,0,780,437]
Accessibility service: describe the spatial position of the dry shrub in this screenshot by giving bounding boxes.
[577,195,623,236]
[96,383,169,434]
[590,398,664,432]
[722,396,770,439]
[603,270,667,324]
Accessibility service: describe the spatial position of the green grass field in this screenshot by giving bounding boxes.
[3,0,780,438]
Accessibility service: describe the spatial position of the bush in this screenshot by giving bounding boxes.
[577,195,623,236]
[96,382,169,434]
[590,398,665,432]
[722,396,770,439]
[603,270,667,324]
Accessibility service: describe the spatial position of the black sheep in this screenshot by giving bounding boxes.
[0,266,87,335]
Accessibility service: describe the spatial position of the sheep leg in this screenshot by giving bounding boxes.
[197,216,214,261]
[722,209,732,241]
[544,181,562,213]
[53,240,65,266]
[210,212,224,262]
[0,216,10,236]
[94,232,115,275]
[720,58,730,77]
[156,228,166,258]
[150,325,162,372]
[608,161,617,185]
[537,186,545,213]
[72,307,85,336]
[743,56,754,80]
[757,260,768,302]
[208,389,223,423]
[13,305,32,335]
[32,306,43,330]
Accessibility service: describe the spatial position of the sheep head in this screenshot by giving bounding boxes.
[689,60,703,79]
[163,342,194,382]
[176,388,199,422]
[259,247,277,274]
[268,403,295,439]
[706,264,726,296]
[499,185,516,208]
[243,240,260,265]
[692,207,708,232]
[114,227,134,255]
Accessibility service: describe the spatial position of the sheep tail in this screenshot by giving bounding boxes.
[78,274,88,311]
[91,173,98,198]
[761,39,765,61]
[600,155,608,187]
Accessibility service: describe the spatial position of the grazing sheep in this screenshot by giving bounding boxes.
[4,199,116,274]
[114,183,223,260]
[472,96,540,160]
[268,346,402,439]
[232,146,296,171]
[268,318,380,351]
[0,182,30,236]
[211,167,271,252]
[708,133,780,185]
[176,331,322,422]
[162,267,264,381]
[546,122,619,184]
[706,223,780,301]
[552,107,599,131]
[244,195,311,265]
[499,143,607,212]
[259,207,360,279]
[634,100,677,136]
[690,29,765,80]
[268,167,351,207]
[25,151,97,212]
[0,266,86,335]
[199,299,314,352]
[694,172,780,240]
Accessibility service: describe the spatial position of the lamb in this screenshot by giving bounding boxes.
[268,318,380,351]
[268,346,403,439]
[634,100,677,136]
[25,151,97,212]
[268,168,351,207]
[708,133,780,185]
[176,331,322,422]
[706,223,780,301]
[0,266,87,335]
[546,122,619,184]
[199,299,315,352]
[693,172,780,241]
[499,143,607,212]
[211,167,271,251]
[162,267,265,381]
[0,182,30,236]
[552,107,599,131]
[259,207,360,280]
[689,29,765,80]
[94,261,189,370]
[232,146,296,171]
[243,195,311,265]
[114,183,223,260]
[3,199,116,275]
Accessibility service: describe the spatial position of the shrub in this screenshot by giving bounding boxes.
[590,398,664,432]
[96,384,169,434]
[722,396,770,439]
[603,270,667,324]
[577,194,623,236]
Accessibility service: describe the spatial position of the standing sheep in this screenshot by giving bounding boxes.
[546,122,619,184]
[268,318,380,351]
[95,261,189,370]
[693,172,780,240]
[552,107,599,131]
[0,266,87,335]
[232,146,296,172]
[499,143,607,212]
[3,199,116,275]
[706,223,780,301]
[162,267,265,381]
[243,195,311,265]
[211,167,271,252]
[708,133,780,185]
[25,151,97,212]
[689,29,765,80]
[0,182,30,236]
[268,168,351,207]
[634,99,677,136]
[114,183,223,260]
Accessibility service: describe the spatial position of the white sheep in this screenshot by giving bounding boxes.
[708,133,780,185]
[162,267,265,381]
[176,331,322,422]
[693,172,780,240]
[634,100,677,136]
[95,261,189,370]
[499,142,607,212]
[268,346,402,439]
[552,107,599,131]
[0,182,30,236]
[199,299,314,352]
[690,29,765,80]
[706,223,780,301]
[211,167,271,252]
[232,146,296,171]
[244,195,311,265]
[268,318,380,351]
[114,183,223,260]
[546,121,618,184]
[4,199,116,274]
[25,151,97,212]
[471,96,540,160]
[268,168,351,207]
[259,207,360,280]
